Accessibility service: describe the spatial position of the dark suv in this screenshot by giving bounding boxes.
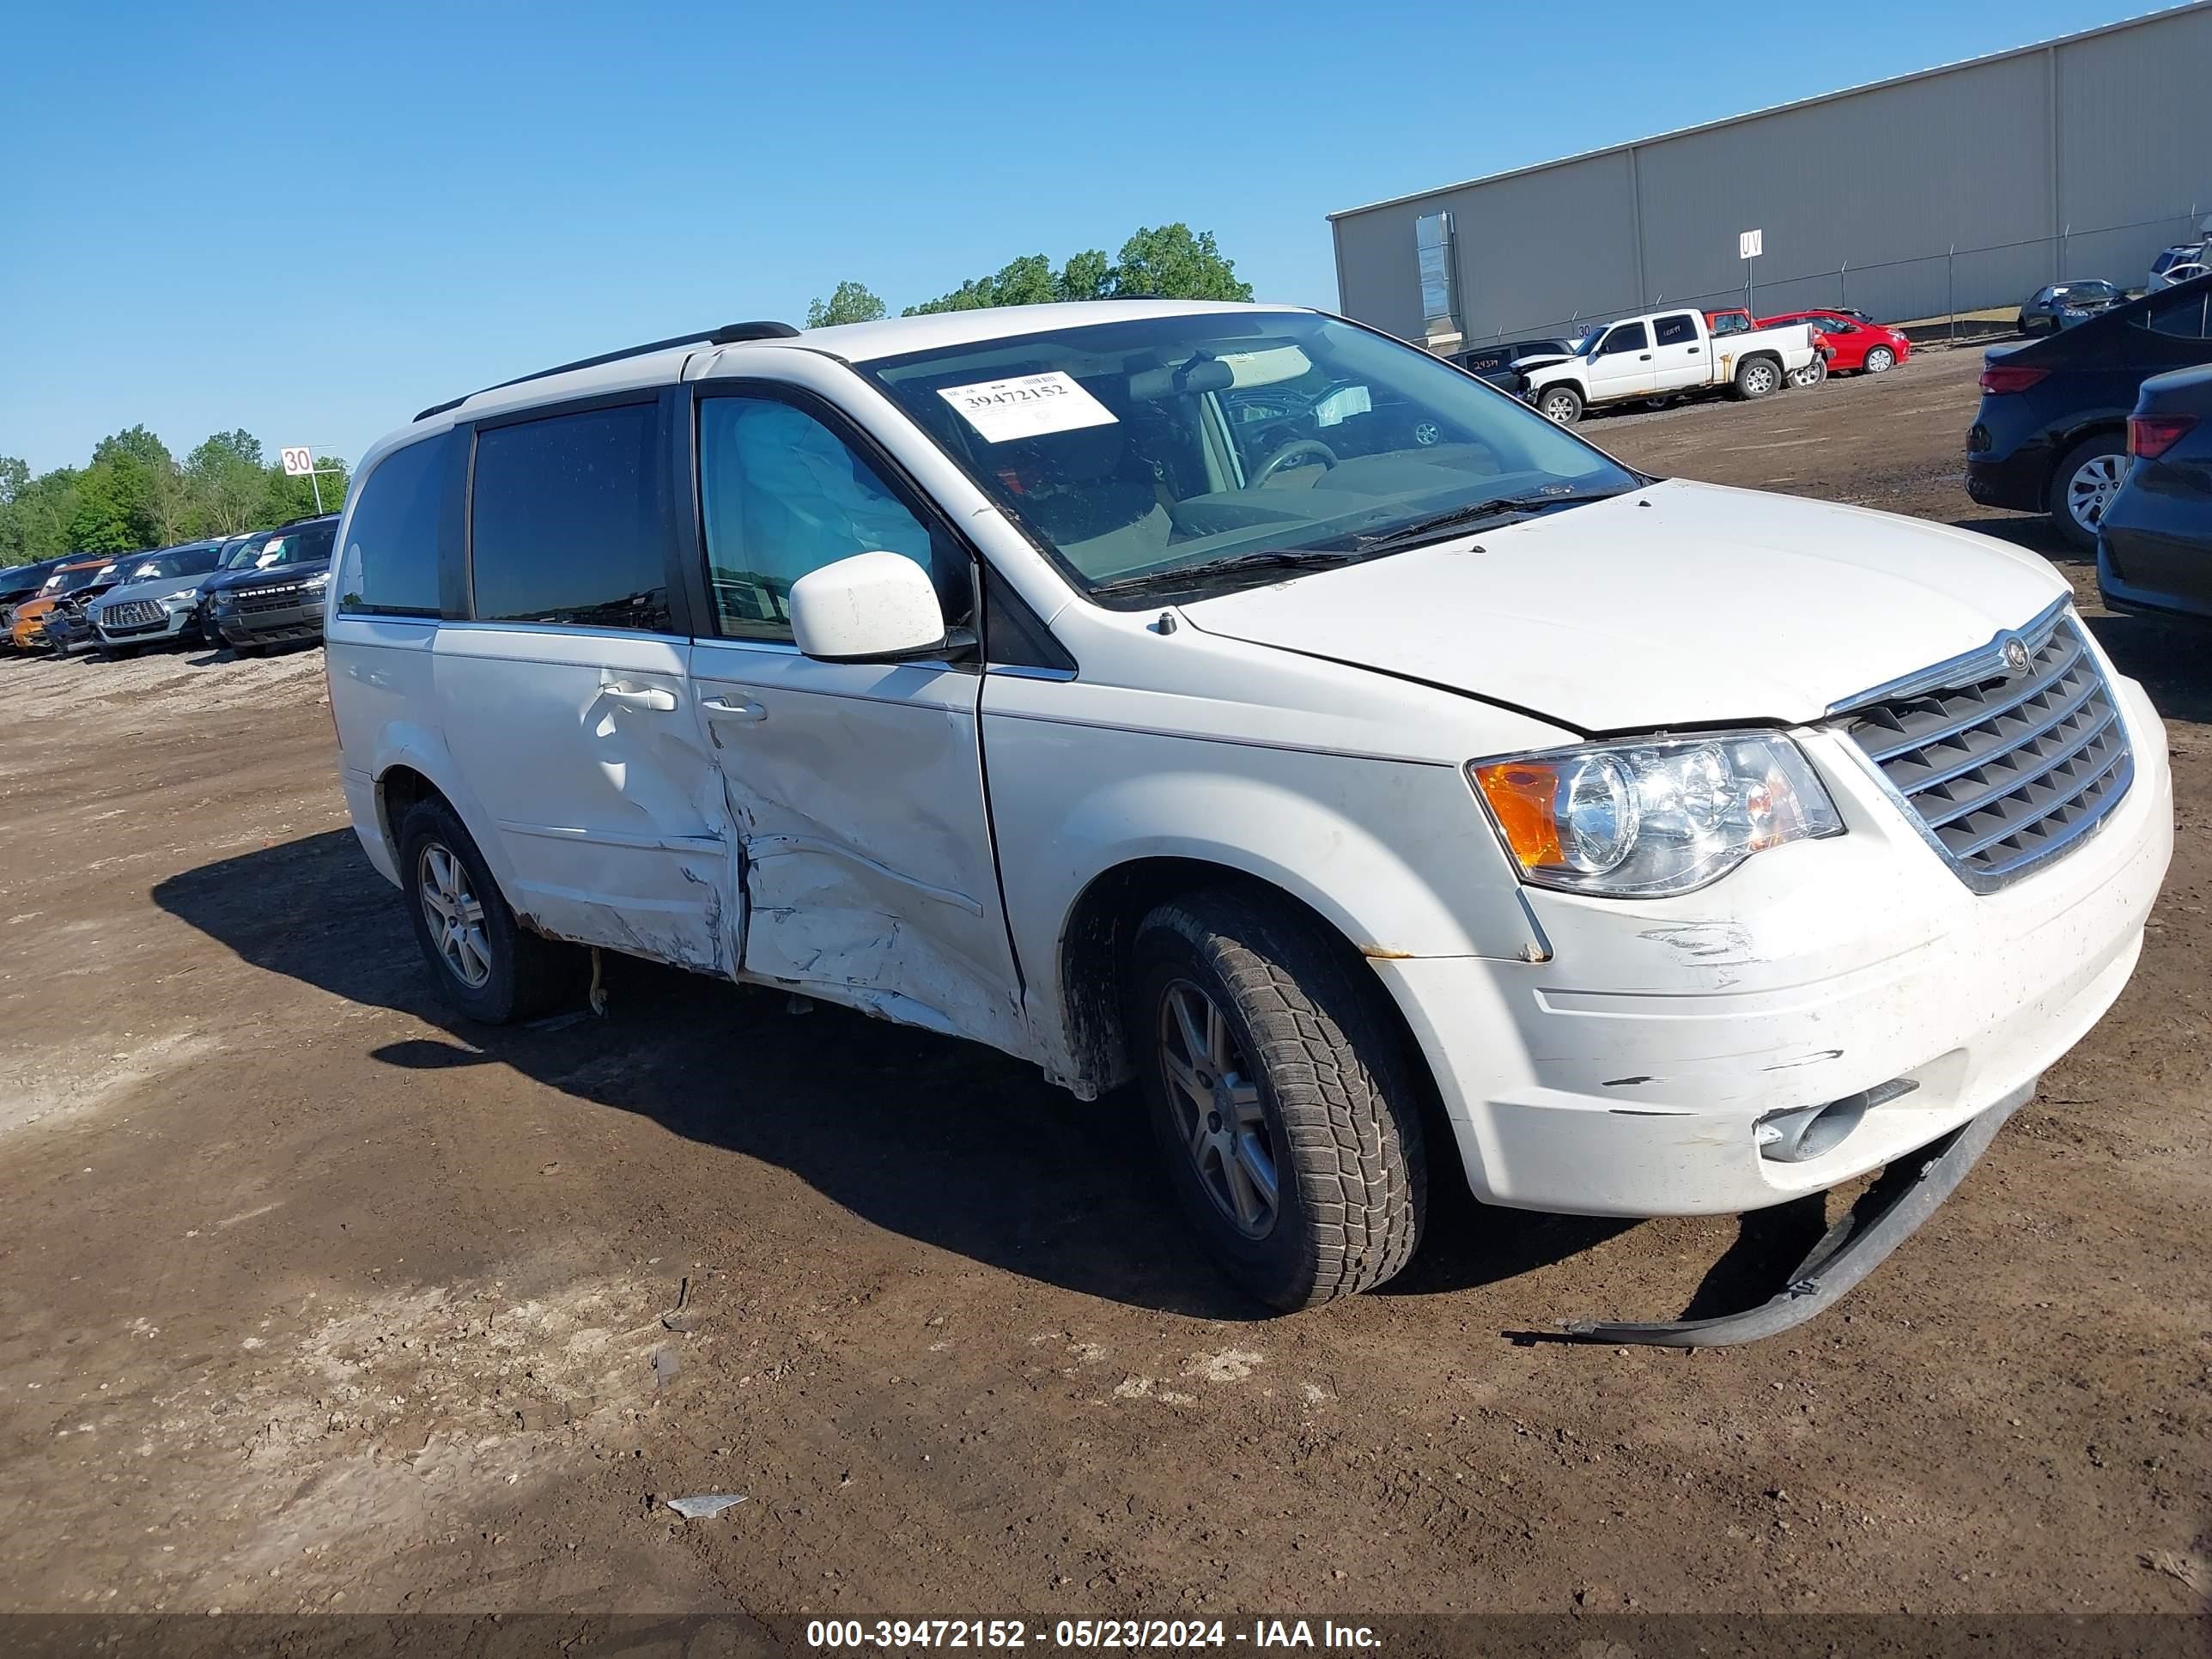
[1965,271,2212,550]
[202,515,340,653]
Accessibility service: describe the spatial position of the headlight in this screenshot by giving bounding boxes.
[162,592,196,611]
[1470,732,1842,897]
[303,569,331,587]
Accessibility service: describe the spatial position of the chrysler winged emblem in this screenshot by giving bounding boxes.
[2002,637,2031,674]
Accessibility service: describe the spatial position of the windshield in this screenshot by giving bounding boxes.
[864,311,1635,599]
[247,523,336,568]
[46,564,108,595]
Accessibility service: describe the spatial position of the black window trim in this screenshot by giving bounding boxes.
[458,386,687,635]
[682,377,1013,670]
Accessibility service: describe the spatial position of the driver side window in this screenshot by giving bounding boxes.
[1598,323,1649,356]
[698,395,954,642]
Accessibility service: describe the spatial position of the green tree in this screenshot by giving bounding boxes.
[1109,223,1253,301]
[1057,247,1114,302]
[67,465,138,554]
[805,281,888,328]
[901,224,1251,316]
[9,469,81,563]
[262,454,349,523]
[187,430,267,534]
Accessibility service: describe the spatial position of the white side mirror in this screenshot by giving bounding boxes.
[789,551,946,664]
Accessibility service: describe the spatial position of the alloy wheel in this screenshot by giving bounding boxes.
[1156,979,1279,1240]
[1865,347,1895,373]
[1540,391,1577,424]
[417,841,493,989]
[2065,453,2127,536]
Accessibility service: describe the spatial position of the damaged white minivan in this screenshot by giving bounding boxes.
[327,301,2172,1342]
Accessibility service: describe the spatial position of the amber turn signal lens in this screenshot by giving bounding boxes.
[1472,761,1565,870]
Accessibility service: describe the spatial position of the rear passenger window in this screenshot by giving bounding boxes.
[337,436,446,617]
[470,403,670,631]
[1653,313,1697,346]
[697,395,957,642]
[2141,291,2210,340]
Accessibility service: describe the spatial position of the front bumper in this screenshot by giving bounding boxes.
[1375,672,2172,1218]
[215,592,327,647]
[95,605,198,645]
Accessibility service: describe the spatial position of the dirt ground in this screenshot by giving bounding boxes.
[1,342,2206,1629]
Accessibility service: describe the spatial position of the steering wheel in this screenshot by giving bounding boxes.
[1249,439,1339,486]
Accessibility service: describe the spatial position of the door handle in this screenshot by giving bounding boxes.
[601,684,678,712]
[1638,353,1652,361]
[1689,346,1702,353]
[701,696,769,724]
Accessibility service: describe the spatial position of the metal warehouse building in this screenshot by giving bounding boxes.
[1329,2,2211,353]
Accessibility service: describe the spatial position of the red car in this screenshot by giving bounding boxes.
[1759,310,1910,374]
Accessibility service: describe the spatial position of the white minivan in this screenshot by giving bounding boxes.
[327,301,2172,1340]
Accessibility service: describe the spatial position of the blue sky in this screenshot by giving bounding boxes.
[0,0,2150,476]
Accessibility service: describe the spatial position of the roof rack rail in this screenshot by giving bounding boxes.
[414,320,801,422]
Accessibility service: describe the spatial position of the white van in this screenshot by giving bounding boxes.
[327,301,2171,1340]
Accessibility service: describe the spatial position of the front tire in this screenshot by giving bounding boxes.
[2048,433,2128,552]
[1730,356,1782,399]
[398,797,580,1024]
[1787,356,1828,389]
[1863,345,1896,374]
[1534,384,1583,425]
[1129,889,1426,1310]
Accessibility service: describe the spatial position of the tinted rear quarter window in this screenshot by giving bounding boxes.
[338,436,447,617]
[470,403,669,631]
[1653,313,1697,346]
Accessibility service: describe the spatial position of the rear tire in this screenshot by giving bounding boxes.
[2048,433,2128,553]
[398,797,581,1024]
[1863,345,1896,374]
[1534,384,1583,425]
[1730,356,1782,399]
[1128,888,1426,1310]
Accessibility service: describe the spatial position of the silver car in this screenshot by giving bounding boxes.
[87,542,228,654]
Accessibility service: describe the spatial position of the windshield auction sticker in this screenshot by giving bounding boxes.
[937,371,1118,444]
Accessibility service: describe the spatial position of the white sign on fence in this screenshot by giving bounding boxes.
[280,447,316,477]
[1738,228,1764,260]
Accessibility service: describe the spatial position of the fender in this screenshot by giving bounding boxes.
[984,728,1552,1088]
[362,721,526,913]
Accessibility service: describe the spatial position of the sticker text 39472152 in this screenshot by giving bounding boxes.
[936,371,1118,444]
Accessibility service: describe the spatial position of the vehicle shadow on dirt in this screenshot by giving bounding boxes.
[152,830,1746,1323]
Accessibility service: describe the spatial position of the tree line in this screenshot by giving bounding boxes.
[805,222,1252,328]
[0,428,349,570]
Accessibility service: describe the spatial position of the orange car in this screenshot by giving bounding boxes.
[9,556,113,650]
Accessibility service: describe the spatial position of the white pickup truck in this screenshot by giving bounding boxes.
[1516,307,1822,424]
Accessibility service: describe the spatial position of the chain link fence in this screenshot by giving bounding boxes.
[1455,207,2208,350]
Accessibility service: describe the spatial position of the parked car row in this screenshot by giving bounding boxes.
[1449,307,1911,424]
[1966,269,2212,557]
[0,514,340,661]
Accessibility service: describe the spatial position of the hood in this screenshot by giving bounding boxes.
[100,571,210,607]
[1178,479,2068,733]
[1510,351,1577,373]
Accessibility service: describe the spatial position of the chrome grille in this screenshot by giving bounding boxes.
[105,600,166,629]
[1839,605,2132,890]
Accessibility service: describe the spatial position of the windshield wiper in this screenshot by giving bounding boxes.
[1348,489,1625,552]
[1092,547,1358,597]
